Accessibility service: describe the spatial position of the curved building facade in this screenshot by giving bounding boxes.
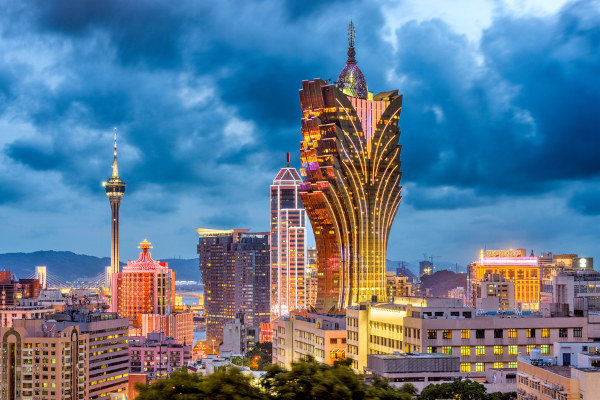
[299,23,403,311]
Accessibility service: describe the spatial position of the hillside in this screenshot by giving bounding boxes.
[420,270,467,297]
[0,251,199,281]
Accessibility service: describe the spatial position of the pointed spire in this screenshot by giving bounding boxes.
[346,20,356,65]
[112,127,119,178]
[286,152,290,167]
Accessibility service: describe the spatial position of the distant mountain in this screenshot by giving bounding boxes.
[0,251,199,282]
[420,270,467,297]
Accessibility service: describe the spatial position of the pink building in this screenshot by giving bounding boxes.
[129,332,192,380]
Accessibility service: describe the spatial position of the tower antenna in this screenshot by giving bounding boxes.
[348,20,355,48]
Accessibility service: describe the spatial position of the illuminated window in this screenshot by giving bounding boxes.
[442,330,452,340]
[461,346,471,356]
[509,329,517,338]
[494,346,503,355]
[427,330,437,339]
[508,362,517,368]
[541,328,550,338]
[508,345,518,355]
[541,345,550,355]
[476,346,485,356]
[475,362,485,372]
[442,347,452,355]
[526,329,536,338]
[526,345,536,355]
[460,363,471,372]
[494,362,504,368]
[461,329,470,339]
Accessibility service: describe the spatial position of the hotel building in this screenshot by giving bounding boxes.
[305,247,318,309]
[299,22,403,310]
[469,249,540,311]
[346,297,600,375]
[111,239,176,321]
[270,154,307,318]
[197,229,270,343]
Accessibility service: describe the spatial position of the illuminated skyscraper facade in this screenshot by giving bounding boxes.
[299,23,403,311]
[112,239,176,321]
[270,153,307,318]
[104,129,126,285]
[197,229,270,343]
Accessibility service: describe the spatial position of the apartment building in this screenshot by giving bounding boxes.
[0,319,89,400]
[129,332,192,380]
[50,311,129,400]
[272,312,346,369]
[346,297,599,375]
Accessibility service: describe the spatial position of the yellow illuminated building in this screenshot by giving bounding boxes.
[469,249,540,311]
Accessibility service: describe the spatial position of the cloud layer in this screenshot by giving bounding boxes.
[0,0,598,266]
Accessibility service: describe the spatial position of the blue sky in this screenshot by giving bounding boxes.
[0,0,598,266]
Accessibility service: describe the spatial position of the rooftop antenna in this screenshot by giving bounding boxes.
[286,152,290,166]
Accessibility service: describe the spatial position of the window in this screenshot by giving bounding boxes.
[476,346,485,356]
[442,330,452,339]
[461,329,470,339]
[526,329,536,338]
[541,328,550,338]
[475,362,485,372]
[494,346,503,355]
[427,347,437,354]
[574,327,582,338]
[526,345,536,355]
[442,346,452,355]
[461,346,471,356]
[460,363,471,372]
[427,330,437,340]
[494,362,504,368]
[330,338,337,344]
[476,329,485,339]
[508,362,517,368]
[541,345,550,355]
[559,328,568,338]
[508,345,518,355]
[494,329,503,339]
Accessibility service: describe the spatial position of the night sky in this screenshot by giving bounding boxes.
[0,0,598,266]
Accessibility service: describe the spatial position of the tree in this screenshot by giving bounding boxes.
[246,342,273,371]
[418,379,492,400]
[262,357,414,400]
[134,368,266,400]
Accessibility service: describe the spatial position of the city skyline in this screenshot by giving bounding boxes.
[0,1,599,267]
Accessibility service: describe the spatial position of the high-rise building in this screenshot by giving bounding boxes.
[270,153,307,318]
[112,239,176,321]
[299,22,403,311]
[35,266,47,289]
[197,229,270,343]
[103,129,126,288]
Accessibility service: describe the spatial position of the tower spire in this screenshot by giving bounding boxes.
[346,20,356,65]
[112,127,119,178]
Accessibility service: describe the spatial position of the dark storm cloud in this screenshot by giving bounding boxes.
[0,0,597,220]
[569,184,600,215]
[390,1,599,211]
